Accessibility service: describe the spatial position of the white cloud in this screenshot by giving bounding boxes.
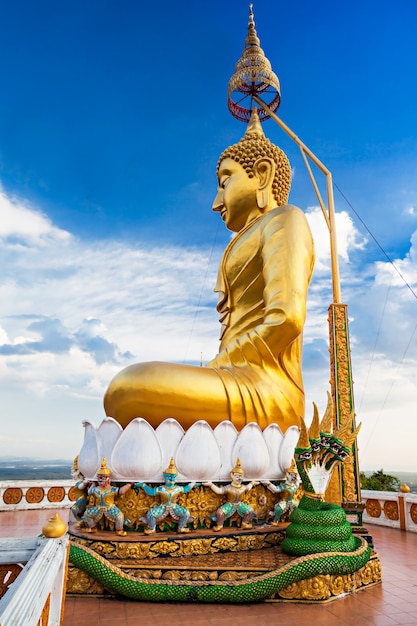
[0,185,71,245]
[1,190,417,469]
[306,206,367,271]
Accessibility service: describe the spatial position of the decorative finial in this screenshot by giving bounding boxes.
[164,457,178,475]
[228,6,281,123]
[42,513,67,538]
[245,107,265,137]
[97,457,112,476]
[245,4,260,47]
[231,458,244,475]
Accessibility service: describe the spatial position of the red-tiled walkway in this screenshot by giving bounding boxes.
[2,510,417,625]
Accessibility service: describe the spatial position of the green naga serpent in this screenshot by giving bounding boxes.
[69,397,370,603]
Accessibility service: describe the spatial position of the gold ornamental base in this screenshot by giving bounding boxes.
[67,523,381,602]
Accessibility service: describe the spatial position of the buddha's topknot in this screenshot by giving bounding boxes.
[217,134,291,207]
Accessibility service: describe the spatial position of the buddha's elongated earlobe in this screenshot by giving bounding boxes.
[256,188,269,210]
[254,157,275,210]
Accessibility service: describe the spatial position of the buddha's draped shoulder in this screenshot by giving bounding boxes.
[213,205,315,353]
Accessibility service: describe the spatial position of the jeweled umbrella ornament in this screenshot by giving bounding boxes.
[228,4,280,122]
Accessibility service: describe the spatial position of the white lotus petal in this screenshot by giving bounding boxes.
[78,421,101,479]
[176,420,221,480]
[278,425,300,475]
[263,423,285,479]
[97,417,122,463]
[232,423,269,479]
[111,418,163,481]
[214,421,238,480]
[150,418,185,482]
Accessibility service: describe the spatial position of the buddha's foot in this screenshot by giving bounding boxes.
[213,525,223,532]
[86,527,98,533]
[270,520,280,526]
[144,528,156,535]
[241,522,253,530]
[178,527,190,533]
[116,530,127,537]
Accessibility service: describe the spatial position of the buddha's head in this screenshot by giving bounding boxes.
[213,108,291,232]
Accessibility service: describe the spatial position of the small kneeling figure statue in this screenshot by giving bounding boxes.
[136,458,196,534]
[82,457,132,536]
[264,460,300,525]
[204,459,259,531]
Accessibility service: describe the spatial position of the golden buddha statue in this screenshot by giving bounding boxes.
[104,108,315,433]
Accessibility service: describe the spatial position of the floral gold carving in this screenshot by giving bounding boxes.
[384,501,399,521]
[2,487,23,505]
[365,499,381,518]
[276,555,382,600]
[66,566,105,595]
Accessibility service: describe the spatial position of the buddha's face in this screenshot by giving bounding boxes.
[213,158,260,232]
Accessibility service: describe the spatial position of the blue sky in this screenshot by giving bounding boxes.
[1,1,416,471]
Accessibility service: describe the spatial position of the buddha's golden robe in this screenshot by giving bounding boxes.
[206,204,314,431]
[104,204,314,433]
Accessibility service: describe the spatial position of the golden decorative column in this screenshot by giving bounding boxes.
[327,304,362,506]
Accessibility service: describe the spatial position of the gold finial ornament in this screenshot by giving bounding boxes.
[231,458,244,475]
[97,457,112,476]
[228,4,281,122]
[245,106,264,137]
[164,457,178,475]
[42,513,67,538]
[72,455,79,471]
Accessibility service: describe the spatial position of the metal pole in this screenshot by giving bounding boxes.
[253,94,342,304]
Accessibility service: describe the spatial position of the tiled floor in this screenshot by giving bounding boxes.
[2,510,417,625]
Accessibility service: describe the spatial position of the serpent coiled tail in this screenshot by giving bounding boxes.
[69,537,370,603]
[282,495,357,556]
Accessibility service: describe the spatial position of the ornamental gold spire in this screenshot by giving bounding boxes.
[228,4,281,123]
[245,106,265,137]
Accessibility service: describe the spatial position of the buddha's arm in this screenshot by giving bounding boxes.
[213,206,314,367]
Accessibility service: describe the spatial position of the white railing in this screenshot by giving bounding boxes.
[0,535,69,625]
[0,480,74,511]
[361,489,417,533]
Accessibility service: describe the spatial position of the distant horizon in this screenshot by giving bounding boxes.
[0,457,415,477]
